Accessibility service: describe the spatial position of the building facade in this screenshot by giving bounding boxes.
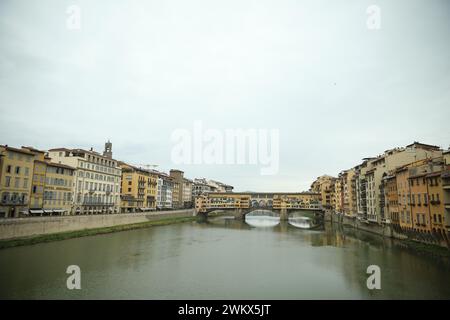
[48,144,121,214]
[310,175,336,210]
[182,178,193,208]
[356,142,443,224]
[0,146,35,217]
[156,172,174,209]
[119,163,158,213]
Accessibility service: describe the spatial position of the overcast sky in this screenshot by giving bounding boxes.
[1,0,449,192]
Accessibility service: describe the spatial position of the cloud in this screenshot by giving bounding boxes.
[0,0,449,191]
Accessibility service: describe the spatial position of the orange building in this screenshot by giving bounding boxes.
[384,174,399,226]
[426,171,446,238]
[409,172,429,233]
[396,166,412,230]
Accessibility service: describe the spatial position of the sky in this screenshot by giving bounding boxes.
[1,0,449,192]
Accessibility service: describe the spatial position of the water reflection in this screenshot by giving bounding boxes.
[288,210,322,229]
[245,209,280,228]
[1,217,450,299]
[288,216,314,229]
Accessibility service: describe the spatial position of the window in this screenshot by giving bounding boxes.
[25,167,29,176]
[14,177,20,188]
[5,176,11,187]
[2,192,9,202]
[23,178,28,188]
[6,165,11,173]
[15,166,20,174]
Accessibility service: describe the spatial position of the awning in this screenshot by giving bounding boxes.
[53,209,65,213]
[30,209,44,214]
[44,209,53,214]
[19,210,29,215]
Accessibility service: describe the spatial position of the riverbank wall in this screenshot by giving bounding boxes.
[0,209,195,241]
[326,211,449,248]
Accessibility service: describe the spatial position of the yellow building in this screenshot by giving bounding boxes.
[195,193,251,212]
[426,171,446,236]
[443,149,450,236]
[39,162,76,215]
[195,192,320,212]
[120,163,158,213]
[333,178,343,214]
[341,169,357,217]
[310,175,336,209]
[272,193,321,210]
[0,145,35,217]
[172,181,181,209]
[16,146,77,216]
[383,173,399,226]
[22,147,48,210]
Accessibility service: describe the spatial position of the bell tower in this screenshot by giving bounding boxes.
[103,140,113,159]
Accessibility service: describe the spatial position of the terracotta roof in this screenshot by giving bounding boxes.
[48,148,70,152]
[1,145,35,156]
[405,141,441,150]
[22,146,45,153]
[47,162,76,170]
[408,173,427,179]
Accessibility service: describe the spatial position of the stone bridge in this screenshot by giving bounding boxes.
[195,192,323,221]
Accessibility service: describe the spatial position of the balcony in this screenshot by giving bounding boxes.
[442,175,450,186]
[0,199,27,205]
[82,201,114,206]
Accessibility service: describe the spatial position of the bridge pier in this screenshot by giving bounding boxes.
[233,209,245,220]
[279,208,288,221]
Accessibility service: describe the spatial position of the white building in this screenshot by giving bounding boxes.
[192,178,234,197]
[156,172,173,209]
[182,178,193,208]
[48,144,121,214]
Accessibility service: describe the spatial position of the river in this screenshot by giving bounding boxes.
[1,215,450,299]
